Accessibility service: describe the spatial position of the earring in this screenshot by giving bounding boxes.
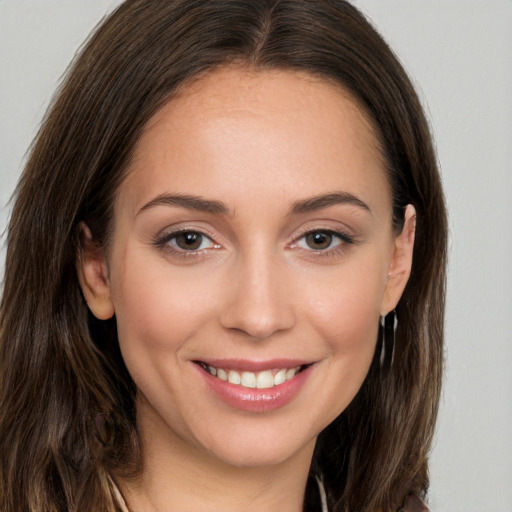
[94,411,116,447]
[380,310,397,370]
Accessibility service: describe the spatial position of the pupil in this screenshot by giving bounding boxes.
[306,232,331,250]
[177,232,202,250]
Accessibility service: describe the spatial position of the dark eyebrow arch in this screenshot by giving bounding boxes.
[290,192,372,216]
[138,193,231,215]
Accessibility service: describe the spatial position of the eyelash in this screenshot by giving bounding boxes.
[153,228,220,259]
[153,228,355,259]
[291,228,355,258]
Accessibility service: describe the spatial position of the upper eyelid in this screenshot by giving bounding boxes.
[291,230,357,260]
[156,225,217,241]
[153,224,356,248]
[170,232,216,250]
[291,226,354,243]
[299,229,348,240]
[154,229,220,258]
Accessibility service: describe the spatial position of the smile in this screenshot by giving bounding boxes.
[197,362,308,389]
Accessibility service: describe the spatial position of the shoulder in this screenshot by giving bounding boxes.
[398,494,430,512]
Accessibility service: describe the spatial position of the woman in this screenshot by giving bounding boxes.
[0,1,447,511]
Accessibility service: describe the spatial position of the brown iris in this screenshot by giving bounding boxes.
[174,232,203,250]
[305,231,334,250]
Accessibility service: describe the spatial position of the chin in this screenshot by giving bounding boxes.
[206,435,315,469]
[184,414,319,470]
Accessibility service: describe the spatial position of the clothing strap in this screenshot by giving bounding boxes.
[111,474,427,512]
[315,474,329,512]
[109,476,130,512]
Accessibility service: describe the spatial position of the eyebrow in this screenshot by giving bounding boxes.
[139,193,231,215]
[138,191,371,217]
[290,192,372,216]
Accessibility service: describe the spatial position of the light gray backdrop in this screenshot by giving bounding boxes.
[1,1,511,511]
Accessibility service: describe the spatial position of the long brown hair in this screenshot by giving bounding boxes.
[0,1,447,511]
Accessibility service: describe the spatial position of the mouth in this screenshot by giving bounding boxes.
[195,361,311,390]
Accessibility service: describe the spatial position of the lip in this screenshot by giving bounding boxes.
[196,358,311,372]
[193,360,314,413]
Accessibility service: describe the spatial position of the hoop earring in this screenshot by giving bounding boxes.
[379,310,397,370]
[94,411,116,447]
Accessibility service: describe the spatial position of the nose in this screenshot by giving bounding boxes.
[219,251,296,340]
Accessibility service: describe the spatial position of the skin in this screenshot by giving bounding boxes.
[80,66,415,512]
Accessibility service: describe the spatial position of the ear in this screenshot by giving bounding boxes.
[77,222,115,320]
[380,204,416,315]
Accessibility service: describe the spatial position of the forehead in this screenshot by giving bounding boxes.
[119,66,388,217]
[142,65,380,155]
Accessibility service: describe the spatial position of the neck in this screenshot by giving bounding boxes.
[120,395,316,512]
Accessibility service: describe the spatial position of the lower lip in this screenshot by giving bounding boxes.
[196,365,313,413]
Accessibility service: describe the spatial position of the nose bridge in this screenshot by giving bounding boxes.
[220,243,295,339]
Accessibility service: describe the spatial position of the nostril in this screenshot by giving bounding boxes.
[220,308,296,341]
[218,264,296,339]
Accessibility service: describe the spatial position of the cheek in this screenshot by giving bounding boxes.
[109,250,218,370]
[284,260,385,431]
[303,257,387,349]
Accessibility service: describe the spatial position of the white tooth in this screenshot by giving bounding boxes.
[228,370,241,385]
[256,370,274,389]
[217,368,228,381]
[208,366,217,376]
[274,369,287,386]
[285,367,299,380]
[241,372,256,388]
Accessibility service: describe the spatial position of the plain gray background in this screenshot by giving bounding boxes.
[1,1,511,511]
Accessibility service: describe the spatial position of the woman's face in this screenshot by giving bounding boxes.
[81,67,414,469]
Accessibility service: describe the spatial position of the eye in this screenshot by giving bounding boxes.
[168,231,215,251]
[296,230,351,251]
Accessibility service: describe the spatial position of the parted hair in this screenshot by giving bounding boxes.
[0,1,447,511]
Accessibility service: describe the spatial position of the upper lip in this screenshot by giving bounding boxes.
[193,358,314,372]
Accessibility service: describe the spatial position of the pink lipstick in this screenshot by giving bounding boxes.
[193,359,313,412]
